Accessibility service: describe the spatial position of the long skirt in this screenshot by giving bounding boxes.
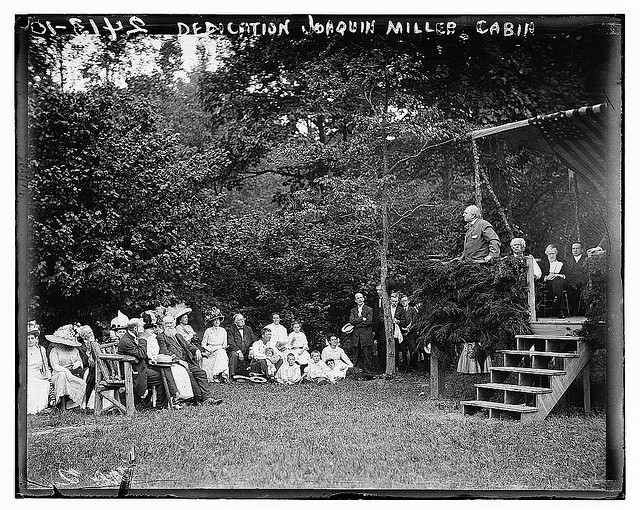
[202,349,229,381]
[171,363,194,398]
[27,371,50,414]
[51,370,87,409]
[457,342,492,374]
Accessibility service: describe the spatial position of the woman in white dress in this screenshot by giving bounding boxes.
[46,325,87,410]
[27,321,51,414]
[174,306,197,345]
[321,335,353,377]
[201,308,229,382]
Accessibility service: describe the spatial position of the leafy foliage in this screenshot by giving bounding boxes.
[411,257,532,365]
[578,253,608,349]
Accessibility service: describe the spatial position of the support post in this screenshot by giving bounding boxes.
[430,344,444,398]
[583,361,591,416]
[526,255,537,322]
[123,363,136,416]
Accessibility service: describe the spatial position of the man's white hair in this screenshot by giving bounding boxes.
[510,237,526,248]
[465,205,481,218]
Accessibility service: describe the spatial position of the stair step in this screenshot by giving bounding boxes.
[461,400,539,413]
[499,350,579,358]
[516,334,584,341]
[491,366,566,376]
[475,383,552,394]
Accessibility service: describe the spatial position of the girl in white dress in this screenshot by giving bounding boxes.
[321,335,353,377]
[27,321,51,414]
[285,321,311,367]
[201,308,229,382]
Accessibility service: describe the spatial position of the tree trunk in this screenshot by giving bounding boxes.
[380,64,395,377]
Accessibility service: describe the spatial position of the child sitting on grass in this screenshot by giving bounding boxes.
[324,358,345,384]
[276,353,303,385]
[264,347,282,378]
[303,350,330,384]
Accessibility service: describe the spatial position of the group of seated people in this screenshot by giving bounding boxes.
[26,307,356,414]
[509,238,594,318]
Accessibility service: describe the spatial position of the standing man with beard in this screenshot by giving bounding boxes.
[157,314,221,405]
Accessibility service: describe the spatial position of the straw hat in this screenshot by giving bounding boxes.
[45,324,81,348]
[169,304,192,321]
[27,320,40,335]
[341,323,354,334]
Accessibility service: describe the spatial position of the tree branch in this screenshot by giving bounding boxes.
[354,233,380,246]
[390,203,436,229]
[389,135,465,173]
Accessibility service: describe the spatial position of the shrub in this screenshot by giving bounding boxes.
[411,257,531,365]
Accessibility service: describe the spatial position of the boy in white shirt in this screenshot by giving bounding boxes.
[276,353,303,384]
[303,350,330,384]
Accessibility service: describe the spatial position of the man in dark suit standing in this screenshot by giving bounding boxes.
[398,295,418,371]
[349,292,375,372]
[459,205,501,263]
[157,314,220,405]
[227,313,257,379]
[117,318,168,408]
[565,242,589,315]
[372,284,385,370]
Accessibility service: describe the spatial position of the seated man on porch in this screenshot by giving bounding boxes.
[510,237,541,279]
[564,242,588,316]
[539,244,567,318]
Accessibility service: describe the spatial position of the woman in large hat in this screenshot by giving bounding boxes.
[46,325,87,410]
[172,304,197,345]
[201,307,229,383]
[26,321,51,414]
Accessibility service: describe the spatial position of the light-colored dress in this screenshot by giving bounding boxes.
[202,327,229,381]
[285,331,311,365]
[146,332,194,398]
[457,342,492,374]
[267,323,289,354]
[27,345,50,414]
[321,345,353,373]
[49,346,87,409]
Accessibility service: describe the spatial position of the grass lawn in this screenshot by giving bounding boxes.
[24,372,607,493]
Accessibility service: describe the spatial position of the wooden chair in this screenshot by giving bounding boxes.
[90,341,137,416]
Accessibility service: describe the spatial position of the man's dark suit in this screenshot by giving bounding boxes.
[349,304,375,372]
[117,331,168,407]
[565,254,588,315]
[226,324,257,377]
[462,219,501,262]
[398,305,418,369]
[157,331,212,402]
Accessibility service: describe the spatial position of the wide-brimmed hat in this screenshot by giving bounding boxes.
[171,304,192,321]
[341,323,354,334]
[27,320,40,335]
[110,311,129,330]
[204,307,225,323]
[45,324,81,348]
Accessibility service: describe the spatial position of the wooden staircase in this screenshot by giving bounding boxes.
[462,318,595,421]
